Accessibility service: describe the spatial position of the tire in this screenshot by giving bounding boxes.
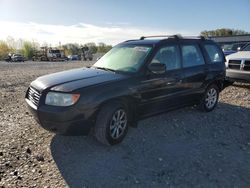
[199,84,219,112]
[94,101,129,145]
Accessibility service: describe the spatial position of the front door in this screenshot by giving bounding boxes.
[138,44,186,116]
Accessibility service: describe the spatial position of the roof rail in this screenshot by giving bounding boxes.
[140,35,208,40]
[180,36,206,40]
[139,35,182,40]
[124,35,207,43]
[123,39,139,43]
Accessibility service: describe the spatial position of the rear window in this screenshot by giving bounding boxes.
[204,44,223,63]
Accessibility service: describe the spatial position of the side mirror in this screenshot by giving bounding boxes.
[148,61,166,74]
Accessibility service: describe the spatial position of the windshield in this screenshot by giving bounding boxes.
[242,43,250,51]
[222,43,247,51]
[51,50,60,53]
[13,54,21,57]
[222,44,233,51]
[93,45,152,73]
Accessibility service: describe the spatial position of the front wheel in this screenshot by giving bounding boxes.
[94,101,129,145]
[199,84,219,112]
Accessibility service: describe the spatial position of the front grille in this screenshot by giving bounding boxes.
[244,60,250,71]
[228,60,241,70]
[27,87,41,106]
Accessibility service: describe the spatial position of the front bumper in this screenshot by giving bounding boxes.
[26,99,95,135]
[226,69,250,82]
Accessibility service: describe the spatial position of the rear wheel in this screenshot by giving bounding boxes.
[94,101,129,145]
[199,84,219,112]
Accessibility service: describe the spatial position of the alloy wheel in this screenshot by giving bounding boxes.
[205,88,218,109]
[109,109,127,139]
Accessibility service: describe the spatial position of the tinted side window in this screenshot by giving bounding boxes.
[181,44,205,68]
[204,44,223,63]
[151,45,181,70]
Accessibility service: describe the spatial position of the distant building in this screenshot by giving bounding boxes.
[210,34,250,45]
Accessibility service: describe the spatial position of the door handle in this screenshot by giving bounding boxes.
[165,75,182,85]
[165,78,177,85]
[166,82,174,85]
[166,79,182,85]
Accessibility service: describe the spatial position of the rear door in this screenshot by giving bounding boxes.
[180,42,207,103]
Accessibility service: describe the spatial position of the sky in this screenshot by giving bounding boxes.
[0,0,249,46]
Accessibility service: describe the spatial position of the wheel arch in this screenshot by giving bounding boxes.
[206,79,224,91]
[96,96,138,126]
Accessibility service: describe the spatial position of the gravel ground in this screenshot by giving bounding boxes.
[0,61,250,188]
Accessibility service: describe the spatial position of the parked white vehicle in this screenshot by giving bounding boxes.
[225,43,250,82]
[32,47,66,61]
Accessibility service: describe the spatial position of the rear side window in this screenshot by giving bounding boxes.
[204,44,223,63]
[181,44,205,68]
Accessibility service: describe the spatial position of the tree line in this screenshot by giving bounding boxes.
[0,37,112,60]
[62,42,112,57]
[200,28,249,37]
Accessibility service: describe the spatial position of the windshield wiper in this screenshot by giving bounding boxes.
[93,66,116,72]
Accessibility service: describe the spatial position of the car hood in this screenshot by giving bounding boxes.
[31,67,128,92]
[226,51,250,60]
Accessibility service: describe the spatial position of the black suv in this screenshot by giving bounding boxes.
[25,35,225,145]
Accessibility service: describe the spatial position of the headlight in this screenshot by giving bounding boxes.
[225,57,229,68]
[225,61,228,68]
[45,92,80,106]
